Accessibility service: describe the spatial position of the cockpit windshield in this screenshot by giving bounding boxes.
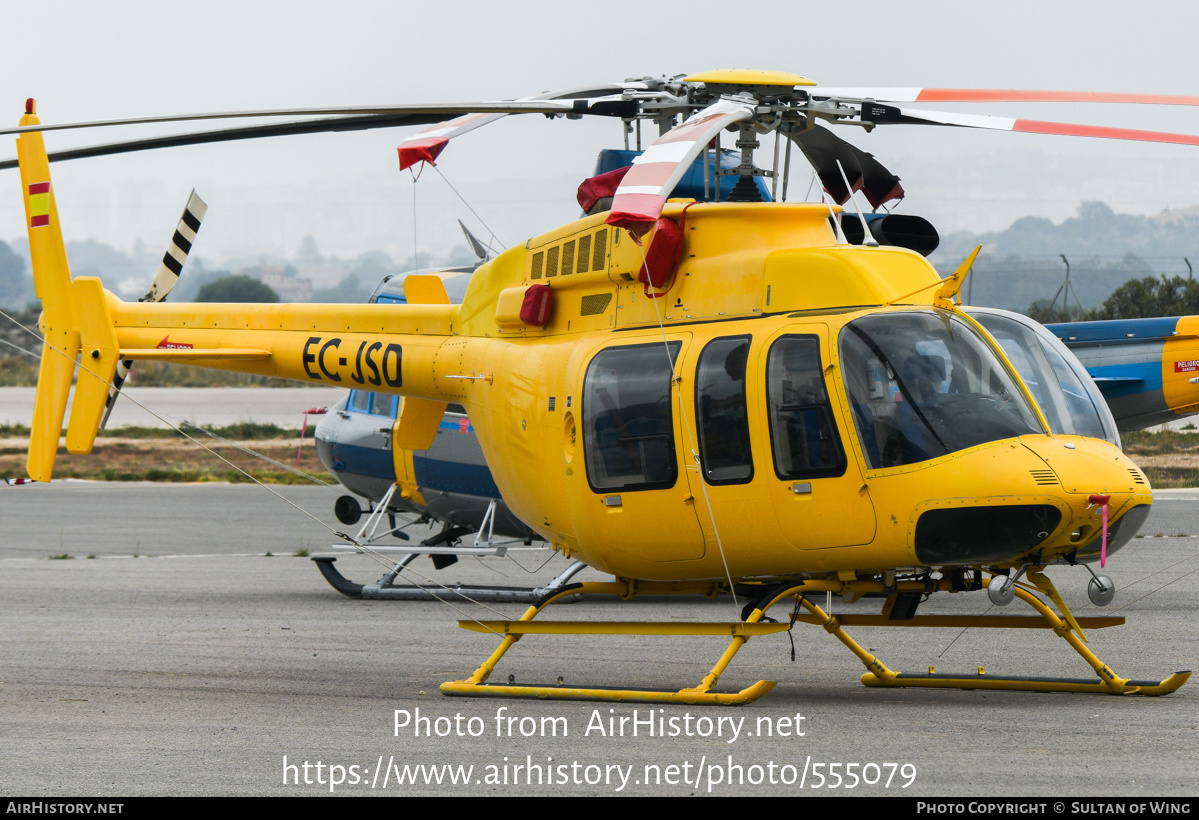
[840,311,1043,469]
[968,308,1120,447]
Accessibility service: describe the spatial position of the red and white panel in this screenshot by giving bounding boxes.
[606,99,755,234]
[812,88,1199,106]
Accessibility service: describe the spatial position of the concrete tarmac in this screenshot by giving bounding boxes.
[1,483,1197,796]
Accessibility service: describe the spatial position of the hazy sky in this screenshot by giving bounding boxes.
[4,0,1199,268]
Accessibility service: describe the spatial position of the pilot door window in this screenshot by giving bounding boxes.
[839,311,1042,469]
[695,336,754,484]
[765,336,847,479]
[583,341,682,492]
[347,389,397,418]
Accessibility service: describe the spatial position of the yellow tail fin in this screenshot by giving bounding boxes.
[18,100,118,479]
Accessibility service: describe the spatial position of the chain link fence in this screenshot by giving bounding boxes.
[946,255,1199,321]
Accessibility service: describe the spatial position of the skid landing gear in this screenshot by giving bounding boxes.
[313,555,588,604]
[441,575,1190,705]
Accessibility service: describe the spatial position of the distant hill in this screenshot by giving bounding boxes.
[930,202,1199,313]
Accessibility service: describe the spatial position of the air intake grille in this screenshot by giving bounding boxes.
[577,235,592,272]
[1029,470,1059,486]
[531,251,544,280]
[546,246,559,278]
[580,293,613,316]
[1129,468,1146,485]
[561,241,575,277]
[592,229,608,270]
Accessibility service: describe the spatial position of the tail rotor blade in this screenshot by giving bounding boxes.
[142,190,207,303]
[100,190,207,428]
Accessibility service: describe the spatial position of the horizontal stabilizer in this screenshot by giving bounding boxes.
[119,347,271,361]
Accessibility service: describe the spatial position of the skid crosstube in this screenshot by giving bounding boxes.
[441,575,1191,705]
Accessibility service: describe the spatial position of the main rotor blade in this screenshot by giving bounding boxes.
[859,102,1199,147]
[0,95,635,138]
[396,84,631,171]
[607,98,756,234]
[0,113,438,169]
[789,125,904,208]
[0,97,637,171]
[813,88,1199,106]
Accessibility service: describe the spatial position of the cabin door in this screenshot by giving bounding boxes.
[578,337,707,563]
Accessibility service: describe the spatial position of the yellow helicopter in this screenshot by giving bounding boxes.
[10,69,1197,705]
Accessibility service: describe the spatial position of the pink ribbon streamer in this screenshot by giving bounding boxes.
[1088,493,1111,568]
[1100,503,1109,568]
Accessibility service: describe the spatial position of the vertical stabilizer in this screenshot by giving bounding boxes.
[18,100,80,481]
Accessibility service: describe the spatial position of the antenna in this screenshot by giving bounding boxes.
[836,160,877,247]
[1047,254,1084,319]
[820,187,849,245]
[780,124,793,202]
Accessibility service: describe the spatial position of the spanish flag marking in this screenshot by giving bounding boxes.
[28,181,50,228]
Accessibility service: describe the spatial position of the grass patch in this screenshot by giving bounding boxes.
[1,422,309,440]
[293,548,310,557]
[0,355,320,388]
[1139,466,1199,489]
[0,356,40,387]
[64,465,334,484]
[1122,429,1199,456]
[48,553,73,560]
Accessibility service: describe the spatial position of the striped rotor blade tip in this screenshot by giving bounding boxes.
[143,190,207,302]
[814,88,1199,107]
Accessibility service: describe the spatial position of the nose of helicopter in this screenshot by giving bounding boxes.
[906,434,1152,567]
[1018,435,1153,563]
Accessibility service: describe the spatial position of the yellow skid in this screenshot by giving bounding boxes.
[458,620,791,637]
[441,680,777,706]
[795,614,1125,630]
[444,577,1188,706]
[862,670,1191,696]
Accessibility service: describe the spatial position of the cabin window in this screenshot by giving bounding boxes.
[372,394,397,418]
[349,389,371,413]
[348,390,395,417]
[583,341,681,492]
[840,310,1042,469]
[695,335,753,484]
[766,336,847,479]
